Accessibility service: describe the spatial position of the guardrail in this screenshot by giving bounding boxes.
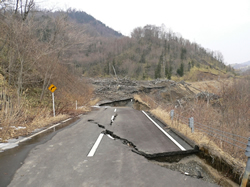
[170,109,250,187]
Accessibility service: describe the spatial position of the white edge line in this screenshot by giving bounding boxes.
[17,122,62,143]
[17,117,72,144]
[1,143,19,150]
[87,133,104,157]
[47,123,61,130]
[17,137,30,143]
[142,110,186,151]
[62,118,72,123]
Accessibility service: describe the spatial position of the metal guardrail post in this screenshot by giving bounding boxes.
[241,137,250,187]
[189,117,194,133]
[170,110,174,121]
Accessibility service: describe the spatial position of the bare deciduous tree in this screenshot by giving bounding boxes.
[14,0,35,21]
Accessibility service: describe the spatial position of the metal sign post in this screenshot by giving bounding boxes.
[241,138,250,187]
[48,84,57,117]
[170,110,174,120]
[189,117,194,133]
[52,92,55,117]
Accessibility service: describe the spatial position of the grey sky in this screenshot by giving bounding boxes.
[38,0,250,64]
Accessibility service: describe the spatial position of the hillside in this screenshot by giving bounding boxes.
[231,61,250,72]
[0,4,95,141]
[67,10,123,37]
[31,11,234,81]
[69,24,235,80]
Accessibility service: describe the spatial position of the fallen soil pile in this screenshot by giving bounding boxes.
[90,78,220,107]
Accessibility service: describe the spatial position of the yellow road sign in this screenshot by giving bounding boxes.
[48,84,57,93]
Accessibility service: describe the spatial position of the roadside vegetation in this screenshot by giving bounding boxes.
[0,1,94,141]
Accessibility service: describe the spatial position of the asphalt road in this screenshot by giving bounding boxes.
[6,107,219,187]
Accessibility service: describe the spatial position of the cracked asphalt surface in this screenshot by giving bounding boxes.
[7,107,219,187]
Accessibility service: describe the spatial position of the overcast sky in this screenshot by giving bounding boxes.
[38,0,250,65]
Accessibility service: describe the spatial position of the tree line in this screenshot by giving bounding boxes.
[71,23,234,79]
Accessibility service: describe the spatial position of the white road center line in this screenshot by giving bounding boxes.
[107,134,115,140]
[114,108,117,112]
[142,111,186,151]
[111,115,114,122]
[87,133,104,157]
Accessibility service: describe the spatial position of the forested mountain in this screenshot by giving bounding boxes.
[67,9,123,37]
[66,22,234,80]
[29,9,234,80]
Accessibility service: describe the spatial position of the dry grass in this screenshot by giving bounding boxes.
[0,91,95,142]
[134,94,151,108]
[188,80,221,94]
[134,94,158,109]
[0,96,98,142]
[151,107,246,176]
[88,98,100,106]
[151,107,218,146]
[0,73,4,83]
[30,110,69,130]
[0,105,70,141]
[0,75,95,142]
[187,79,233,94]
[172,65,236,83]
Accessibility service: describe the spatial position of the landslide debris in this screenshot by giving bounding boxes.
[89,78,220,108]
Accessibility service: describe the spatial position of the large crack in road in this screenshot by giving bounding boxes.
[89,118,199,161]
[86,108,235,186]
[87,119,138,150]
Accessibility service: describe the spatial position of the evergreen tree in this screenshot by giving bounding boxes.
[104,61,110,75]
[139,54,146,63]
[155,53,163,79]
[165,65,172,80]
[180,48,187,60]
[155,61,161,79]
[168,66,172,79]
[188,62,192,71]
[177,63,184,77]
[191,60,195,68]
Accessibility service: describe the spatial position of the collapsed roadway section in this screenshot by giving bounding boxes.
[88,105,199,162]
